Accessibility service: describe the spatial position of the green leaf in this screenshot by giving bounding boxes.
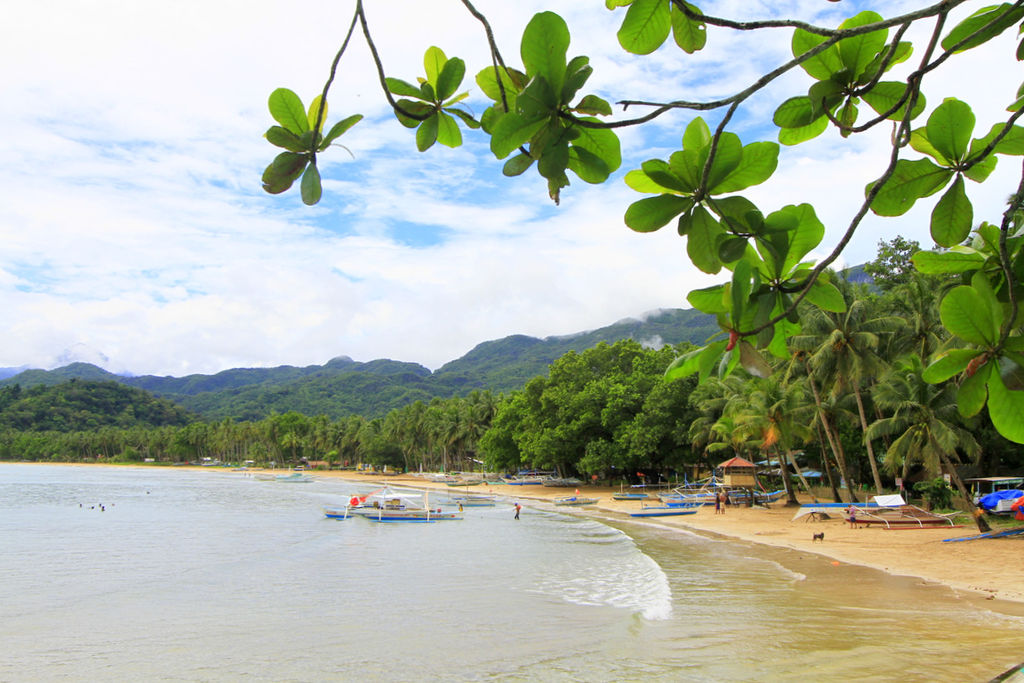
[416,113,440,151]
[861,81,926,121]
[778,116,828,146]
[423,46,446,87]
[687,284,729,314]
[574,94,613,116]
[521,12,569,95]
[939,285,999,346]
[475,66,524,103]
[942,4,1024,53]
[704,132,743,191]
[503,153,534,177]
[778,203,825,275]
[792,29,841,80]
[268,88,310,135]
[266,126,307,153]
[561,57,592,103]
[719,236,748,264]
[300,163,322,206]
[958,361,992,417]
[912,248,985,274]
[987,368,1024,443]
[804,280,846,312]
[836,11,886,80]
[625,167,677,194]
[714,141,779,193]
[624,195,694,232]
[386,78,423,98]
[868,158,951,216]
[436,57,466,102]
[319,114,362,150]
[261,152,307,194]
[490,113,547,159]
[687,205,724,274]
[445,107,479,129]
[665,346,703,381]
[670,2,706,54]
[568,145,610,183]
[517,76,558,119]
[862,41,914,78]
[698,340,729,383]
[617,0,671,55]
[926,98,975,163]
[731,259,752,321]
[963,151,998,183]
[395,99,434,128]
[639,159,689,193]
[922,348,984,383]
[774,96,819,128]
[570,122,621,174]
[974,123,1024,155]
[435,111,462,148]
[682,117,711,152]
[306,95,327,133]
[930,175,973,247]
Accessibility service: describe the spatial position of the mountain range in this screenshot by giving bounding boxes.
[0,308,719,420]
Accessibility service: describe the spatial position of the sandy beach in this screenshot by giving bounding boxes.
[309,469,1024,615]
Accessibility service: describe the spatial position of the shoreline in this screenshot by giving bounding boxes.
[314,469,1024,614]
[10,462,1024,614]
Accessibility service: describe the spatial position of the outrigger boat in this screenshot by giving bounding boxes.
[553,495,599,506]
[325,488,463,523]
[628,504,699,518]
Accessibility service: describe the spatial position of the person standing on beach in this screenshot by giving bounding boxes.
[514,502,521,520]
[714,492,722,514]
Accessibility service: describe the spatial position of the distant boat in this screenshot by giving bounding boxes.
[553,496,599,506]
[275,472,314,483]
[447,494,498,507]
[327,488,463,523]
[542,477,583,487]
[628,505,699,518]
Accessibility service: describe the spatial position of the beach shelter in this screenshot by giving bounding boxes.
[718,456,758,487]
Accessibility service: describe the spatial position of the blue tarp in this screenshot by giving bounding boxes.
[979,489,1024,510]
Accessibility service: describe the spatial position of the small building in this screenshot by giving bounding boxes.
[718,456,758,488]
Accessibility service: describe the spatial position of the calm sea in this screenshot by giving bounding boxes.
[1,464,1023,682]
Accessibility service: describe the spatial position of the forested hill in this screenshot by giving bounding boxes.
[0,380,196,431]
[0,308,718,420]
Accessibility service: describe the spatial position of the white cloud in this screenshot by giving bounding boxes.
[0,1,1020,376]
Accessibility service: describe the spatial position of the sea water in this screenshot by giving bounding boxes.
[1,464,1023,682]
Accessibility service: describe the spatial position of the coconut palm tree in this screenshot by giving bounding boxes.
[867,355,980,502]
[791,286,903,495]
[728,376,814,506]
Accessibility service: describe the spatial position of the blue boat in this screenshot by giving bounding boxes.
[629,505,699,518]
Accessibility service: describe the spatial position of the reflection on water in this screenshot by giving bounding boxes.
[1,464,1022,682]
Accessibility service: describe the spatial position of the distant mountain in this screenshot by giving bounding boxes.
[0,308,717,420]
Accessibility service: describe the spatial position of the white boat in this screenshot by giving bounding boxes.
[629,504,699,518]
[275,472,314,483]
[327,488,463,523]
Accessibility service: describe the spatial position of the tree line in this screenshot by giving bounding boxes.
[2,244,1022,509]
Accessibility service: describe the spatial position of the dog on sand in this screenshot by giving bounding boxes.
[812,532,825,542]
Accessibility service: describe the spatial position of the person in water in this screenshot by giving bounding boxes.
[514,503,521,520]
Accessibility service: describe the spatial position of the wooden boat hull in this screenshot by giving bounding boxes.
[553,497,599,506]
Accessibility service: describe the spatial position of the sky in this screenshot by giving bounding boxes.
[0,1,1019,377]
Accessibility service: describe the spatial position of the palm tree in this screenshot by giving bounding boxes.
[867,355,981,505]
[792,286,903,495]
[729,376,814,506]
